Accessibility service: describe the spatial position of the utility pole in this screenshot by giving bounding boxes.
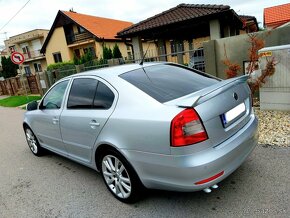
[0,32,8,51]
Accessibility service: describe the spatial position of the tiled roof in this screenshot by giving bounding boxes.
[118,4,232,37]
[239,15,256,22]
[239,15,258,30]
[63,11,133,40]
[264,3,290,27]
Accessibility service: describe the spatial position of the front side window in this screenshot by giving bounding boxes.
[41,80,69,109]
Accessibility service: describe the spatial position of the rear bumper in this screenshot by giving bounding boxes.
[121,114,258,191]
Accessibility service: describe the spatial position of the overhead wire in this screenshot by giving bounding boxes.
[0,0,31,32]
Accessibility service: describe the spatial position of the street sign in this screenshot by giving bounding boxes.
[11,52,25,65]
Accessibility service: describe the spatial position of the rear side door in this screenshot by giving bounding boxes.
[31,80,69,155]
[60,76,116,164]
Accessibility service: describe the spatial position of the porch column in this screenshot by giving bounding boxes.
[132,36,143,62]
[210,19,221,40]
[176,40,184,65]
[223,25,230,37]
[157,39,167,61]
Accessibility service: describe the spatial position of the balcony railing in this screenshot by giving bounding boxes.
[23,49,44,61]
[66,32,94,45]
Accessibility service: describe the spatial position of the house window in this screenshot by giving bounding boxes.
[83,47,96,58]
[22,45,31,58]
[74,49,81,59]
[77,26,86,34]
[9,46,16,53]
[24,66,31,76]
[53,52,63,63]
[127,51,132,60]
[189,47,205,72]
[170,40,184,56]
[33,63,42,72]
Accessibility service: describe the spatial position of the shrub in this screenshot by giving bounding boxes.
[113,43,122,58]
[47,61,75,71]
[103,44,113,60]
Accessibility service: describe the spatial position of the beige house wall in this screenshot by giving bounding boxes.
[22,59,48,75]
[45,27,71,65]
[4,29,48,52]
[98,41,132,60]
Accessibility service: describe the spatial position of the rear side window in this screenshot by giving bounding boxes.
[120,64,218,103]
[67,78,97,109]
[93,82,115,109]
[67,78,114,109]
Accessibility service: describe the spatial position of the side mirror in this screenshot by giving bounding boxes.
[26,101,38,111]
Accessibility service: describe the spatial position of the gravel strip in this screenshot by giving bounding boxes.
[254,108,290,147]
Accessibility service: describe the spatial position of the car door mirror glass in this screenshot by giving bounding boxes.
[26,101,38,111]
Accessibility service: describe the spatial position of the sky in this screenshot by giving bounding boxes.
[0,0,289,48]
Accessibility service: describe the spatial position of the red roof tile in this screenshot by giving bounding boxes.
[264,3,290,27]
[63,11,133,40]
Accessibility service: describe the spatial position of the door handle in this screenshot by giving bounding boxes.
[52,118,59,125]
[89,120,100,129]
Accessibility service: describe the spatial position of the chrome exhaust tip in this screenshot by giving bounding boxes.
[211,184,218,189]
[203,188,212,193]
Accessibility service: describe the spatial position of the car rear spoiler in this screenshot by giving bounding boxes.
[174,75,249,107]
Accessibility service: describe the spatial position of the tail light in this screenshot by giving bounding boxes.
[171,108,208,147]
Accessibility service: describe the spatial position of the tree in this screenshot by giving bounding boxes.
[113,43,122,58]
[102,45,113,60]
[222,44,241,79]
[1,56,18,78]
[222,33,277,95]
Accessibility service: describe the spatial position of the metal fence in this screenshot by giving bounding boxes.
[133,47,205,71]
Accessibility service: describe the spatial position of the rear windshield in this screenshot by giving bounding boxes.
[120,64,219,103]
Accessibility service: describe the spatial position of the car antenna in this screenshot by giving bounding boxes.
[139,41,151,66]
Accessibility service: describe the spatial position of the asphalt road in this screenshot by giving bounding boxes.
[0,107,289,218]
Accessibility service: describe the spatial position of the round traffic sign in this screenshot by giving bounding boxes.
[11,52,25,65]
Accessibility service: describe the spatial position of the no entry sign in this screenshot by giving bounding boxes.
[11,52,25,65]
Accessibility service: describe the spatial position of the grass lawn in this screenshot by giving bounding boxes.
[0,95,42,107]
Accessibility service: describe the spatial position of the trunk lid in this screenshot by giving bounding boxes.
[168,75,253,151]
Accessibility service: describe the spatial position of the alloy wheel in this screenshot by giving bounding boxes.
[102,155,132,199]
[25,128,38,154]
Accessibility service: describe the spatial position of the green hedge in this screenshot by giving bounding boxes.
[47,61,75,71]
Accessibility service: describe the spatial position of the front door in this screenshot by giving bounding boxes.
[32,80,69,155]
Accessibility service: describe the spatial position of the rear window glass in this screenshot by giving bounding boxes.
[120,64,218,103]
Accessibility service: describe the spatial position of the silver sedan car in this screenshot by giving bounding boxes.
[23,62,258,203]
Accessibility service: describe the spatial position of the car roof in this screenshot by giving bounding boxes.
[73,62,166,79]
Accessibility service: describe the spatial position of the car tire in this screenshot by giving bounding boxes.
[99,149,143,203]
[24,127,44,156]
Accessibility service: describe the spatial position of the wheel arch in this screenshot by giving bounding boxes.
[94,144,144,187]
[23,122,30,130]
[95,144,121,171]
